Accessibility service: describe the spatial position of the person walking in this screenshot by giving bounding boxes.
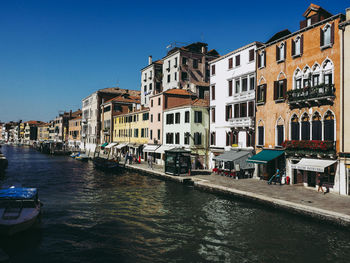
[274,169,281,185]
[317,173,324,193]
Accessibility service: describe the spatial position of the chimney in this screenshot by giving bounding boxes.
[148,56,152,65]
[201,46,207,54]
[347,7,350,20]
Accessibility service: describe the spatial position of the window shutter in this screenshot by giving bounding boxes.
[258,53,261,68]
[291,39,295,56]
[263,84,267,102]
[274,81,278,100]
[300,20,307,29]
[284,42,287,59]
[311,14,319,24]
[320,27,324,47]
[283,79,287,99]
[236,55,240,66]
[331,22,334,45]
[256,85,260,101]
[264,51,266,66]
[300,35,304,54]
[276,45,279,61]
[249,49,254,61]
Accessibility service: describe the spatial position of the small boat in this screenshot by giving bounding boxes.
[0,187,42,235]
[0,153,8,171]
[75,154,89,161]
[93,157,121,170]
[70,152,80,158]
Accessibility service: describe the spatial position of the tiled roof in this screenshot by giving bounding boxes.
[25,120,43,125]
[105,94,140,104]
[164,88,193,96]
[191,98,209,107]
[70,116,82,121]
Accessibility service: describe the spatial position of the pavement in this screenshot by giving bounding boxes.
[126,162,350,226]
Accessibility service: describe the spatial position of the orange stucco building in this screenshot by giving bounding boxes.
[253,4,345,193]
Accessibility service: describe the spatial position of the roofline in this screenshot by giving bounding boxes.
[163,103,209,112]
[209,41,264,64]
[140,61,162,71]
[112,108,150,118]
[101,99,139,107]
[162,48,218,62]
[257,13,345,51]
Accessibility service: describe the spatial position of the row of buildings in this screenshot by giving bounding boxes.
[2,4,350,195]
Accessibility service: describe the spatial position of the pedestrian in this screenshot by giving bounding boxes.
[317,173,324,193]
[274,169,281,185]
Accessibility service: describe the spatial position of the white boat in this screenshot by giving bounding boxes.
[0,187,42,235]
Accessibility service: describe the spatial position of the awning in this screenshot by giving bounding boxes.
[213,150,251,162]
[155,145,174,154]
[127,143,142,148]
[105,142,118,149]
[115,143,128,149]
[291,158,337,172]
[100,142,108,147]
[247,149,284,164]
[143,144,160,152]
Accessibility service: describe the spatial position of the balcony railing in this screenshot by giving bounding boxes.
[228,116,254,127]
[232,90,255,102]
[287,83,335,107]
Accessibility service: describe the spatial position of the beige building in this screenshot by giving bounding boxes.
[68,116,82,149]
[339,7,350,194]
[37,123,50,141]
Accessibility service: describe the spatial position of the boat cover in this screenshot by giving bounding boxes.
[0,188,37,199]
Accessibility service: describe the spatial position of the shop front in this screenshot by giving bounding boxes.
[164,148,191,176]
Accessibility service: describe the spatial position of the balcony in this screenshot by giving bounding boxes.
[103,128,110,135]
[232,90,255,102]
[287,83,335,108]
[228,116,254,128]
[282,140,336,157]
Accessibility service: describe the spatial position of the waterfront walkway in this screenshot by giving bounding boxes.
[126,162,350,226]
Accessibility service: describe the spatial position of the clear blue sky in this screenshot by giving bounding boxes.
[0,0,348,122]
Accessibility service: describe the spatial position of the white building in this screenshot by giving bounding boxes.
[140,56,163,107]
[82,92,99,153]
[209,42,263,169]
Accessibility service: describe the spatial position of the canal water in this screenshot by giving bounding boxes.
[1,146,350,262]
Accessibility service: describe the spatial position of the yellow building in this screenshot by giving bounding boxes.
[113,108,149,159]
[37,123,50,141]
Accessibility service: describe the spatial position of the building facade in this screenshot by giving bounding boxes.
[68,116,82,149]
[209,42,262,169]
[37,123,50,141]
[254,4,344,193]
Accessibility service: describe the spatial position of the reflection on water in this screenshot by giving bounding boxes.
[1,145,350,262]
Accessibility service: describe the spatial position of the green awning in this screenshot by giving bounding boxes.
[247,150,284,164]
[101,142,108,147]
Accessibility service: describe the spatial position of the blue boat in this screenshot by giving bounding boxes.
[0,187,42,235]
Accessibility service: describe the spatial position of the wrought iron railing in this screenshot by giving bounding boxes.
[287,83,335,103]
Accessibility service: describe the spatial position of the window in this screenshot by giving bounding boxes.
[175,132,180,144]
[175,57,178,67]
[175,112,180,124]
[234,104,239,118]
[184,132,190,145]
[276,42,285,62]
[257,84,266,103]
[149,83,152,90]
[134,128,139,138]
[182,57,187,65]
[249,49,254,62]
[141,128,145,138]
[167,75,170,83]
[228,80,233,96]
[291,115,300,140]
[295,79,302,89]
[324,112,334,141]
[211,65,215,75]
[274,80,286,100]
[151,100,153,107]
[292,35,303,57]
[166,113,174,124]
[157,129,160,140]
[258,126,264,146]
[210,132,216,145]
[258,51,265,68]
[303,78,310,88]
[193,59,198,69]
[321,24,333,48]
[277,125,284,146]
[194,132,202,145]
[150,130,153,139]
[324,73,332,85]
[242,77,248,92]
[312,113,322,140]
[313,75,320,86]
[150,114,153,122]
[248,101,254,117]
[228,58,233,69]
[143,113,149,120]
[249,76,255,90]
[194,111,202,123]
[211,85,215,100]
[181,72,188,81]
[174,72,177,81]
[225,105,232,121]
[235,79,240,93]
[167,60,171,69]
[166,133,174,144]
[240,103,247,117]
[301,114,310,140]
[185,111,190,123]
[211,108,215,123]
[158,113,161,122]
[158,97,161,105]
[235,55,240,66]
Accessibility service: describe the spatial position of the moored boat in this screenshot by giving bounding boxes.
[75,154,89,161]
[0,152,8,171]
[0,187,42,235]
[92,157,121,170]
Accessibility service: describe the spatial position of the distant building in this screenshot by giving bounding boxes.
[68,116,82,149]
[37,123,50,141]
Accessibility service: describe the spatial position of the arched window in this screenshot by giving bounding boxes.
[294,68,302,90]
[301,113,310,140]
[322,24,332,46]
[295,36,301,55]
[324,111,335,141]
[322,59,333,85]
[312,112,322,140]
[312,63,321,87]
[276,118,284,146]
[303,66,311,88]
[291,115,300,140]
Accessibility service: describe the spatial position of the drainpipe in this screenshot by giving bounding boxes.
[340,24,346,194]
